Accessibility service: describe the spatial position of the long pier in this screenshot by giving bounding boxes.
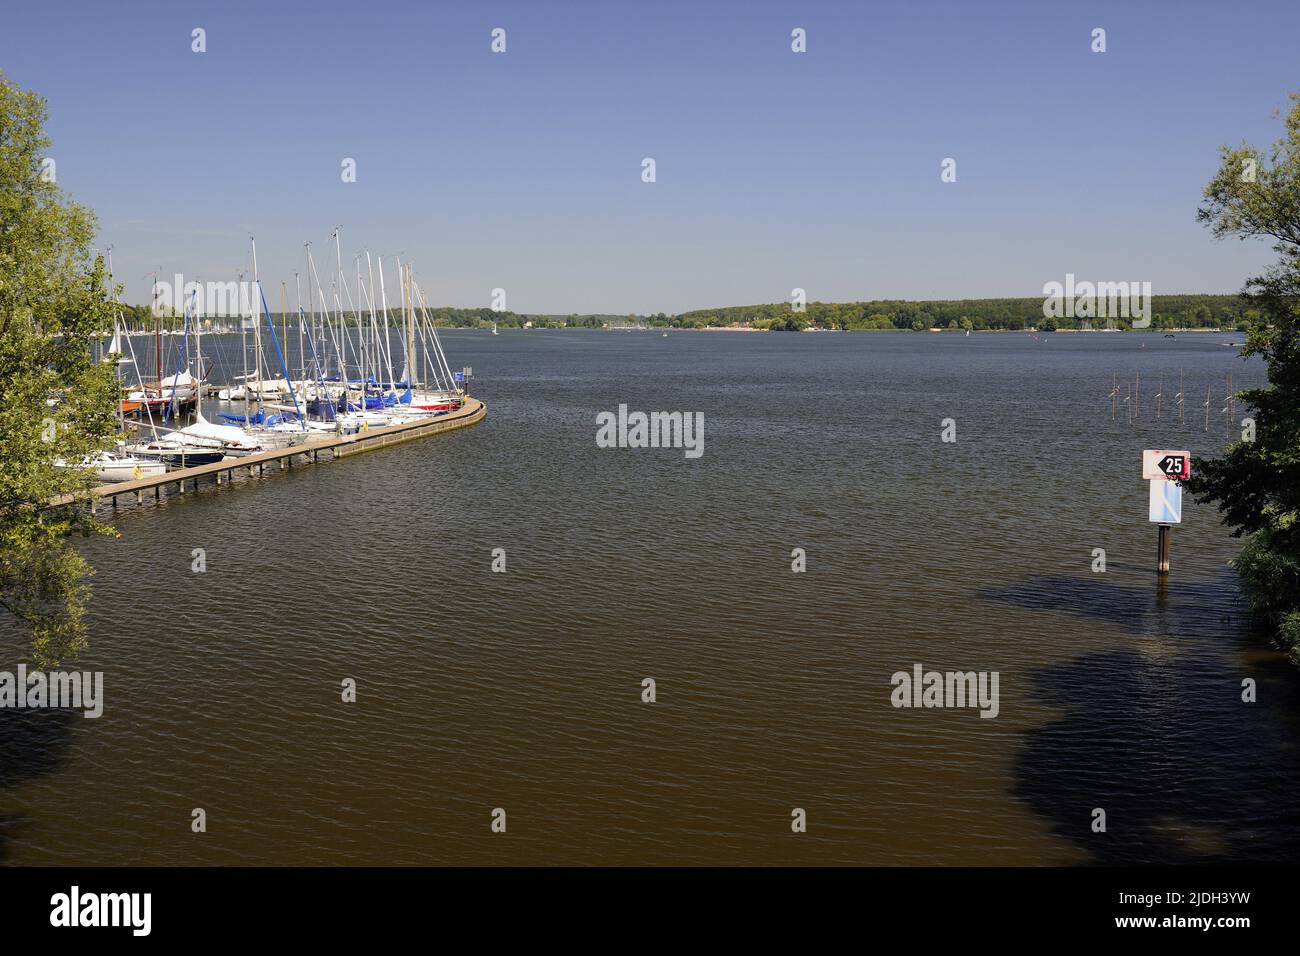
[50,398,486,513]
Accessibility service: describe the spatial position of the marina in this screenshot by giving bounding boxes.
[50,234,478,504]
[49,397,486,514]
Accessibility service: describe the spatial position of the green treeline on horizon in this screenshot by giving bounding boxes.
[668,294,1255,332]
[115,293,1255,333]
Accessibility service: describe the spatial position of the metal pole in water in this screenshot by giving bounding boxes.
[1157,524,1171,574]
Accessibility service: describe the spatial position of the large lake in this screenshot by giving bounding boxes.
[3,329,1298,865]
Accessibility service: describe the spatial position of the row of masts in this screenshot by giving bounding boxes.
[1107,369,1237,434]
[154,230,461,416]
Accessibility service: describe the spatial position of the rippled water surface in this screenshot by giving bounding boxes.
[4,329,1299,865]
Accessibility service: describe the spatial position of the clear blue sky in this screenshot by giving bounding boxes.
[3,0,1297,313]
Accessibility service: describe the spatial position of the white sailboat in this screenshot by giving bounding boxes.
[54,450,166,483]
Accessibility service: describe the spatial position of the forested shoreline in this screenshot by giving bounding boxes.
[116,293,1252,333]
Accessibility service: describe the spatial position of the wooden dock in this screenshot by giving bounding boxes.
[49,398,486,513]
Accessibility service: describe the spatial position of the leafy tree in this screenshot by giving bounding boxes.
[1,72,119,666]
[1187,92,1300,659]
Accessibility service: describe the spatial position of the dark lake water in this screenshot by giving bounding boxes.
[4,329,1299,865]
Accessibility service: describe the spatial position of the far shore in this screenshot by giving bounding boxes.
[598,325,1240,333]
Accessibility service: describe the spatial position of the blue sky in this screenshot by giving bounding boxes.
[3,0,1297,313]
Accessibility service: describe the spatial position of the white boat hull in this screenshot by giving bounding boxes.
[54,455,168,483]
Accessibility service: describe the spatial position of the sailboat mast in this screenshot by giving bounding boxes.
[195,292,204,418]
[107,250,125,436]
[154,266,162,386]
[251,237,263,413]
[280,280,289,382]
[376,256,397,391]
[295,272,305,382]
[239,269,250,424]
[366,252,376,392]
[405,263,416,388]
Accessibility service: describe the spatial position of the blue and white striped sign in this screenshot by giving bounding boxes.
[1148,480,1183,524]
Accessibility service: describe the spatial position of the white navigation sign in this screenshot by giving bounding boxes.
[1143,449,1191,481]
[1149,479,1183,524]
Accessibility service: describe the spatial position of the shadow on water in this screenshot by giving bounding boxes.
[984,572,1300,864]
[0,709,78,863]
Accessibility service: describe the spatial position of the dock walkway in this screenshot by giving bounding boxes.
[48,398,486,513]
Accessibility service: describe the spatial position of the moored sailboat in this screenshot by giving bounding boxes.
[54,450,167,483]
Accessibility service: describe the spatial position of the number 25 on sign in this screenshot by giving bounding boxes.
[1142,450,1191,481]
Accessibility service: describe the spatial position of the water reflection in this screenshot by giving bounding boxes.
[987,572,1300,863]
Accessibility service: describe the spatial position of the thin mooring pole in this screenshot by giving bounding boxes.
[1225,372,1233,438]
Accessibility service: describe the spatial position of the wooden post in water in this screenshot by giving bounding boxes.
[1225,372,1234,439]
[1157,524,1171,574]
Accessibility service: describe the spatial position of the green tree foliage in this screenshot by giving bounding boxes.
[120,297,1252,334]
[1186,93,1300,659]
[663,295,1249,331]
[1,73,119,666]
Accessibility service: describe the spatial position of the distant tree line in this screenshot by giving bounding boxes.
[118,296,1254,333]
[661,295,1255,332]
